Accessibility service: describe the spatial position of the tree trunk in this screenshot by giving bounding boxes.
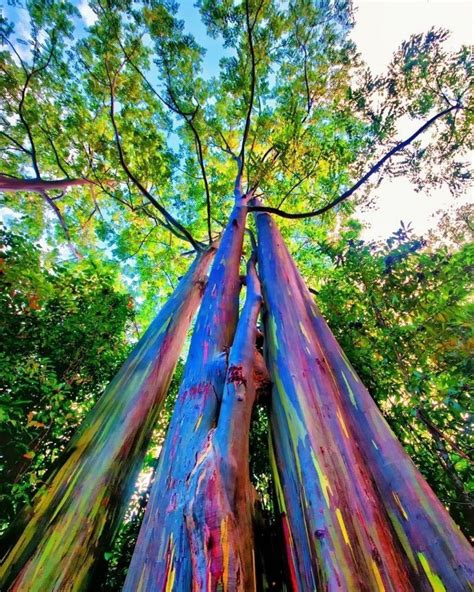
[184,257,263,591]
[0,248,215,592]
[255,210,474,591]
[123,195,249,591]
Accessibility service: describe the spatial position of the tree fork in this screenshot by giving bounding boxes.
[123,193,250,591]
[0,248,215,592]
[255,210,474,591]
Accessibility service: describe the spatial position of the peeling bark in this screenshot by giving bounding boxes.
[0,249,215,592]
[255,211,474,591]
[123,195,249,591]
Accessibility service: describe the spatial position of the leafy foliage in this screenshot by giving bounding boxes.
[0,226,133,534]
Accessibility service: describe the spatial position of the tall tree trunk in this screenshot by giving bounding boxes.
[123,195,249,591]
[255,211,474,591]
[184,257,263,591]
[0,249,215,592]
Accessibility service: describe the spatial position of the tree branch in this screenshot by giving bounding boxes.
[39,190,82,259]
[124,40,213,245]
[237,0,258,189]
[0,175,91,192]
[39,123,71,179]
[0,129,31,155]
[249,104,461,219]
[105,64,203,251]
[188,118,213,244]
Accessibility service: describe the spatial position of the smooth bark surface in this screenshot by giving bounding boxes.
[0,249,215,592]
[255,211,474,591]
[0,175,92,193]
[123,197,249,591]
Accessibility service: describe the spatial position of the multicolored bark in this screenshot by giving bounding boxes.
[0,174,92,193]
[0,249,215,592]
[123,196,249,591]
[184,257,263,591]
[255,210,474,591]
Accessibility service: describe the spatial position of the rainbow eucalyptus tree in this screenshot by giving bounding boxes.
[122,178,251,588]
[1,0,473,590]
[183,256,266,590]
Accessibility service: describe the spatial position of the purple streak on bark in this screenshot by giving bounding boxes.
[183,258,263,591]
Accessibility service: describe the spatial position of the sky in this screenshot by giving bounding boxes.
[2,0,472,242]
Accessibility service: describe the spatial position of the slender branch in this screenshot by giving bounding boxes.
[2,36,28,75]
[40,190,82,259]
[17,41,57,180]
[39,124,71,178]
[0,129,31,155]
[276,162,319,209]
[119,33,215,242]
[117,37,173,110]
[417,410,472,463]
[18,74,41,179]
[217,129,238,160]
[119,224,158,261]
[91,170,192,245]
[238,0,258,184]
[80,204,98,230]
[189,119,213,244]
[125,40,213,244]
[300,40,314,124]
[106,65,203,251]
[249,104,461,219]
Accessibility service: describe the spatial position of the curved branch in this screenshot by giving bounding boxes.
[17,41,57,180]
[39,124,71,179]
[106,67,203,251]
[40,190,82,259]
[188,119,213,244]
[0,129,31,155]
[118,41,213,244]
[248,104,461,219]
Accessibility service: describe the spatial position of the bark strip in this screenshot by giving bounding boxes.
[0,249,215,592]
[255,210,474,591]
[123,195,249,591]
